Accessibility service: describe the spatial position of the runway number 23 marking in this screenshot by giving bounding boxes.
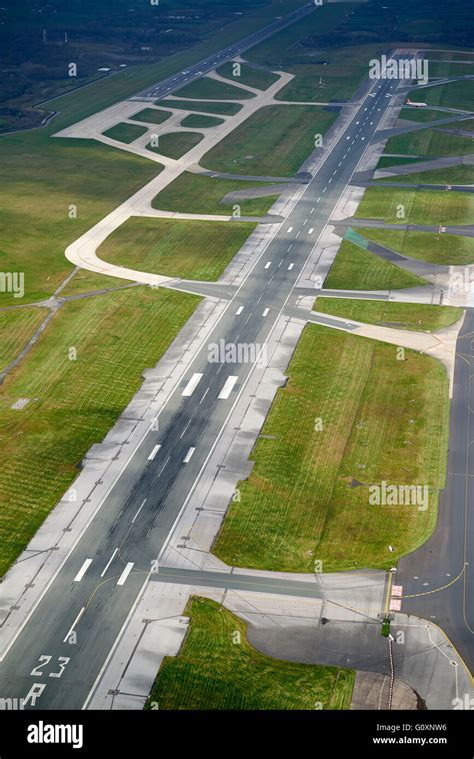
[30,655,70,678]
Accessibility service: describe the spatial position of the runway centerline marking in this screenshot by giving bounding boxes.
[199,387,210,405]
[74,559,92,583]
[180,419,192,438]
[131,498,146,524]
[218,375,238,400]
[117,562,134,586]
[100,547,119,575]
[181,373,203,397]
[63,607,85,644]
[157,456,171,477]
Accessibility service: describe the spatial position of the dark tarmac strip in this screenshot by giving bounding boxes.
[397,308,474,674]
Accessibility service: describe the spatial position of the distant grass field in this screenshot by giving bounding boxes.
[160,99,242,115]
[324,241,425,291]
[385,128,474,157]
[377,164,474,185]
[314,297,462,332]
[175,76,255,100]
[0,287,199,577]
[102,122,148,143]
[152,172,280,216]
[60,270,134,297]
[398,108,454,123]
[426,61,474,79]
[0,136,161,307]
[273,44,385,103]
[202,105,337,177]
[180,114,224,128]
[452,117,474,131]
[146,596,355,710]
[376,156,426,169]
[129,108,172,125]
[408,79,474,112]
[27,0,306,134]
[99,217,256,281]
[355,187,474,225]
[217,62,279,90]
[214,323,449,572]
[147,132,203,159]
[359,228,474,266]
[0,308,48,373]
[245,3,349,68]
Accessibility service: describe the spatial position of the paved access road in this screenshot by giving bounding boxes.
[0,62,403,709]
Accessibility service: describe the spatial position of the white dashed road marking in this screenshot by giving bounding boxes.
[148,444,161,460]
[74,559,92,583]
[181,373,203,397]
[117,562,134,586]
[218,376,238,400]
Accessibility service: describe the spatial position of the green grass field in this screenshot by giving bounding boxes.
[26,0,305,135]
[99,217,256,281]
[160,99,242,115]
[378,164,474,185]
[202,105,337,177]
[102,122,148,143]
[245,3,349,69]
[147,132,203,159]
[355,187,474,225]
[0,308,48,373]
[408,79,474,112]
[0,287,199,577]
[426,61,474,79]
[217,62,279,90]
[399,108,454,123]
[129,108,172,125]
[376,156,426,169]
[152,172,280,216]
[359,228,474,266]
[175,76,255,100]
[324,241,426,291]
[214,323,449,572]
[146,596,355,710]
[385,128,474,158]
[180,114,224,128]
[313,297,462,332]
[60,270,133,297]
[274,44,385,103]
[0,136,161,307]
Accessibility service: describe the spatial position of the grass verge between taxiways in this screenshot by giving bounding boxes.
[355,187,474,225]
[202,104,337,177]
[145,596,355,710]
[324,241,426,291]
[313,297,462,332]
[152,172,280,216]
[214,323,449,573]
[358,228,474,266]
[99,217,256,281]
